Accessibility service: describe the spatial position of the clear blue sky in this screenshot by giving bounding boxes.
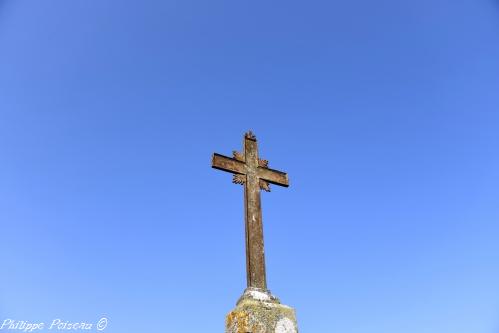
[1,1,499,332]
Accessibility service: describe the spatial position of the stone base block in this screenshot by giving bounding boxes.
[225,288,298,333]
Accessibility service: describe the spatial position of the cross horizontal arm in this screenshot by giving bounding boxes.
[212,153,246,174]
[258,167,289,187]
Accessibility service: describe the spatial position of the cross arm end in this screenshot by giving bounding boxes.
[258,167,289,187]
[212,153,246,174]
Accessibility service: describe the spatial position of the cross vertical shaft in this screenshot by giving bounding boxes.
[244,135,266,289]
[212,131,289,292]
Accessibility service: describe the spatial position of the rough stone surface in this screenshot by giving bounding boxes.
[226,289,298,333]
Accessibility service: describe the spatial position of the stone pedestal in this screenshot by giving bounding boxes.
[225,288,298,333]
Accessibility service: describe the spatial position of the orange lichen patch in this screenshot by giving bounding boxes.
[226,310,250,333]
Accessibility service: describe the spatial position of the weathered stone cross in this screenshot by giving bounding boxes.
[212,131,289,291]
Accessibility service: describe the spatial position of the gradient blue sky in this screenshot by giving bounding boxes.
[1,1,499,332]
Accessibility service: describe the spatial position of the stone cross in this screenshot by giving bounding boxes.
[212,131,289,291]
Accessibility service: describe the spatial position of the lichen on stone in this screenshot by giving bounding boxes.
[226,298,298,333]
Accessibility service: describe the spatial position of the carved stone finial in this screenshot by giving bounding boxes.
[233,150,244,162]
[259,179,271,192]
[245,131,256,141]
[233,174,246,185]
[258,159,269,168]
